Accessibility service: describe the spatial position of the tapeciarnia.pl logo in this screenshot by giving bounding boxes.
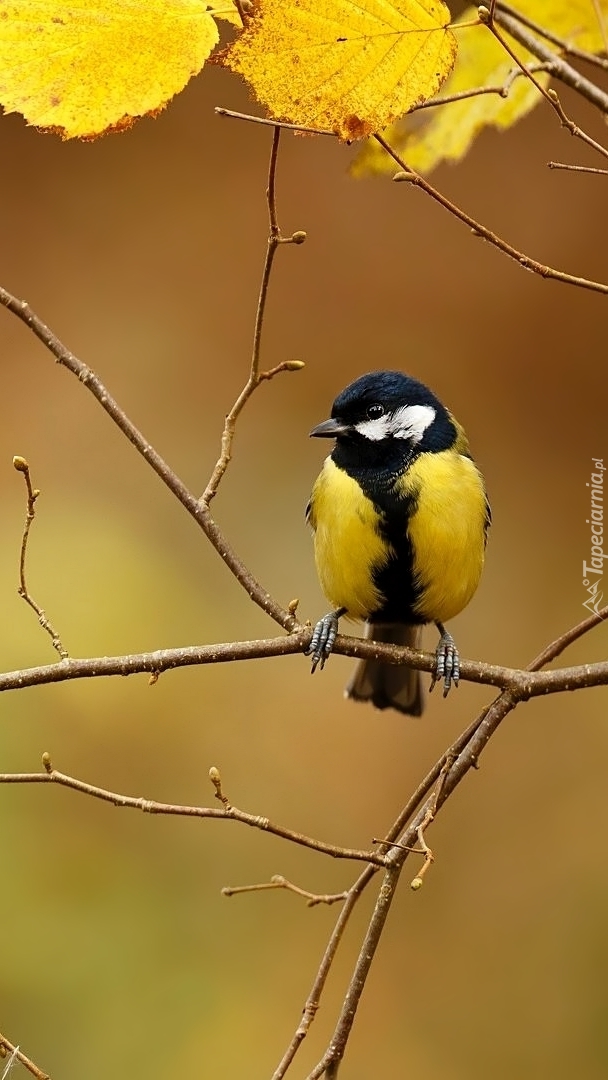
[582,458,606,616]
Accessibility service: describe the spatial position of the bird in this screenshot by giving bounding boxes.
[305,370,490,715]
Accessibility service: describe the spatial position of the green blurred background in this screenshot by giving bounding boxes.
[1,52,608,1080]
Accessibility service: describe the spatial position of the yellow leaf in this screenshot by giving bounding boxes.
[220,0,458,141]
[352,0,608,176]
[352,11,547,174]
[0,0,238,139]
[537,0,608,53]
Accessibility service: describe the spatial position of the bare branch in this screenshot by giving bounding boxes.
[271,869,375,1080]
[548,161,608,175]
[215,107,335,137]
[496,1,608,72]
[274,605,608,1076]
[0,754,386,867]
[0,607,606,696]
[408,60,558,112]
[222,875,349,906]
[0,288,297,633]
[489,5,608,119]
[201,127,306,505]
[0,1034,49,1080]
[12,456,68,659]
[382,136,608,295]
[527,606,608,670]
[479,6,608,162]
[305,865,403,1080]
[3,608,602,1080]
[217,108,608,296]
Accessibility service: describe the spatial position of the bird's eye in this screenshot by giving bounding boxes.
[366,403,384,419]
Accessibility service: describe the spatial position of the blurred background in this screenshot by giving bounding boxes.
[1,35,608,1080]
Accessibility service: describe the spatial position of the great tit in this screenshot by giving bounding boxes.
[305,371,490,715]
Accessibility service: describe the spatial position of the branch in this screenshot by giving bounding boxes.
[0,1034,49,1080]
[2,612,604,1080]
[408,60,558,112]
[382,135,608,295]
[480,6,608,161]
[201,127,306,505]
[0,756,386,867]
[215,108,608,297]
[305,866,403,1080]
[0,607,606,694]
[222,875,349,906]
[274,607,608,1077]
[495,1,608,75]
[0,286,297,633]
[548,161,608,175]
[12,456,68,659]
[215,107,335,137]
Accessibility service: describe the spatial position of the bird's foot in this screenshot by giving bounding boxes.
[305,609,344,673]
[430,624,460,697]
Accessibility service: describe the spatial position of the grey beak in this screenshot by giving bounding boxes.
[309,417,351,438]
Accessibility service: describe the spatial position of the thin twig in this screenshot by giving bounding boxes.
[201,127,306,505]
[496,1,608,71]
[0,1035,49,1080]
[273,710,506,1078]
[408,759,455,890]
[12,456,68,659]
[0,754,386,866]
[548,161,608,175]
[305,866,404,1080]
[222,875,348,906]
[215,107,335,137]
[380,134,608,295]
[408,61,556,112]
[526,606,608,670]
[300,690,515,1077]
[0,287,298,633]
[489,5,608,118]
[480,7,608,161]
[214,109,608,297]
[270,721,473,1080]
[271,869,375,1080]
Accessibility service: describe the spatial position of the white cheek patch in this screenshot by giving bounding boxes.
[355,404,436,443]
[355,414,393,441]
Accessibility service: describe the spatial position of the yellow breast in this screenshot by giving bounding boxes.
[308,458,388,621]
[404,450,487,624]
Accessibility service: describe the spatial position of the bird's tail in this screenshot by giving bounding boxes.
[345,623,423,716]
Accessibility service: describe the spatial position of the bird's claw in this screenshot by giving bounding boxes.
[430,628,460,697]
[305,612,340,673]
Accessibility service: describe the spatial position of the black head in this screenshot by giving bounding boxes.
[310,371,456,457]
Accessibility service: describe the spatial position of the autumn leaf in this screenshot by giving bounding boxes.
[541,0,608,53]
[220,0,458,141]
[352,0,608,175]
[0,0,240,140]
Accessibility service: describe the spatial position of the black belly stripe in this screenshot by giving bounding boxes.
[372,485,424,624]
[331,441,425,624]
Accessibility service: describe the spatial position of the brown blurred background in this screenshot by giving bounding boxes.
[1,50,608,1080]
